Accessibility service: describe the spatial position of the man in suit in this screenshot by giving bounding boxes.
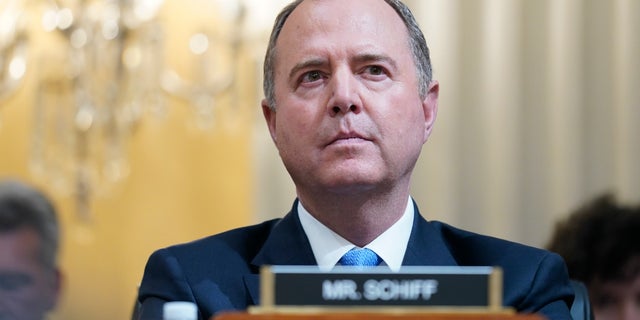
[137,0,574,319]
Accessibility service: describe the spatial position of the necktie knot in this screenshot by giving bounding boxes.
[339,248,381,267]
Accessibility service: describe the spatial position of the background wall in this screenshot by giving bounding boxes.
[0,1,262,319]
[0,0,638,319]
[411,0,640,246]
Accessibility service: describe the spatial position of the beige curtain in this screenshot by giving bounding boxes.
[253,0,640,248]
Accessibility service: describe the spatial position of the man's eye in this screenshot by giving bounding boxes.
[0,274,32,291]
[302,71,323,83]
[366,65,384,75]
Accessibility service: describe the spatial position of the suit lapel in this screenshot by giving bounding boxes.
[245,201,317,304]
[243,274,261,306]
[402,201,459,266]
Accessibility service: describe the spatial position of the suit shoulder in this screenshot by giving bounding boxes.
[155,218,281,263]
[428,220,573,313]
[429,220,554,266]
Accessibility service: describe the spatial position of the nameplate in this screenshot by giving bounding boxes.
[256,266,504,313]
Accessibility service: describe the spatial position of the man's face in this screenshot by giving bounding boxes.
[590,275,640,320]
[263,0,438,197]
[0,227,60,320]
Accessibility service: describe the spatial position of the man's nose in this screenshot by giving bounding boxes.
[327,69,362,116]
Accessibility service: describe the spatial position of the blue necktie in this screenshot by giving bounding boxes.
[339,248,381,267]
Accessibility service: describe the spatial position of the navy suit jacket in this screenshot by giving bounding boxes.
[137,201,574,320]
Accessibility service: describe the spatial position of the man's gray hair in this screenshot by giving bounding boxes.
[0,179,60,270]
[262,0,433,109]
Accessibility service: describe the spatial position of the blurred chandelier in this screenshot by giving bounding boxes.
[0,0,251,220]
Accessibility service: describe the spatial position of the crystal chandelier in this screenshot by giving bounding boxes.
[0,0,27,106]
[1,0,250,221]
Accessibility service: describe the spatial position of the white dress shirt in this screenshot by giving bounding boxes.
[297,197,414,271]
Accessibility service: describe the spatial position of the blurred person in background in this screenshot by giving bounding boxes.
[0,179,62,320]
[547,193,640,320]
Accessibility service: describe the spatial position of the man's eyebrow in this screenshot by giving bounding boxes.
[289,58,327,80]
[353,53,398,70]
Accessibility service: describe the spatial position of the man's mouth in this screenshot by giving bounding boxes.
[327,132,370,147]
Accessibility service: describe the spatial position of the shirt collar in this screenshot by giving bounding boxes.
[297,197,414,271]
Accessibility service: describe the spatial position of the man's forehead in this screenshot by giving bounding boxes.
[274,0,409,61]
[0,228,42,259]
[279,0,404,39]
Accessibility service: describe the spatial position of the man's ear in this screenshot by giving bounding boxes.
[261,99,277,144]
[422,81,439,143]
[46,268,63,311]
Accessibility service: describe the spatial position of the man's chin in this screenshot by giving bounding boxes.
[322,177,381,195]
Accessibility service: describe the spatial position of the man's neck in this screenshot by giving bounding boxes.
[297,186,410,247]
